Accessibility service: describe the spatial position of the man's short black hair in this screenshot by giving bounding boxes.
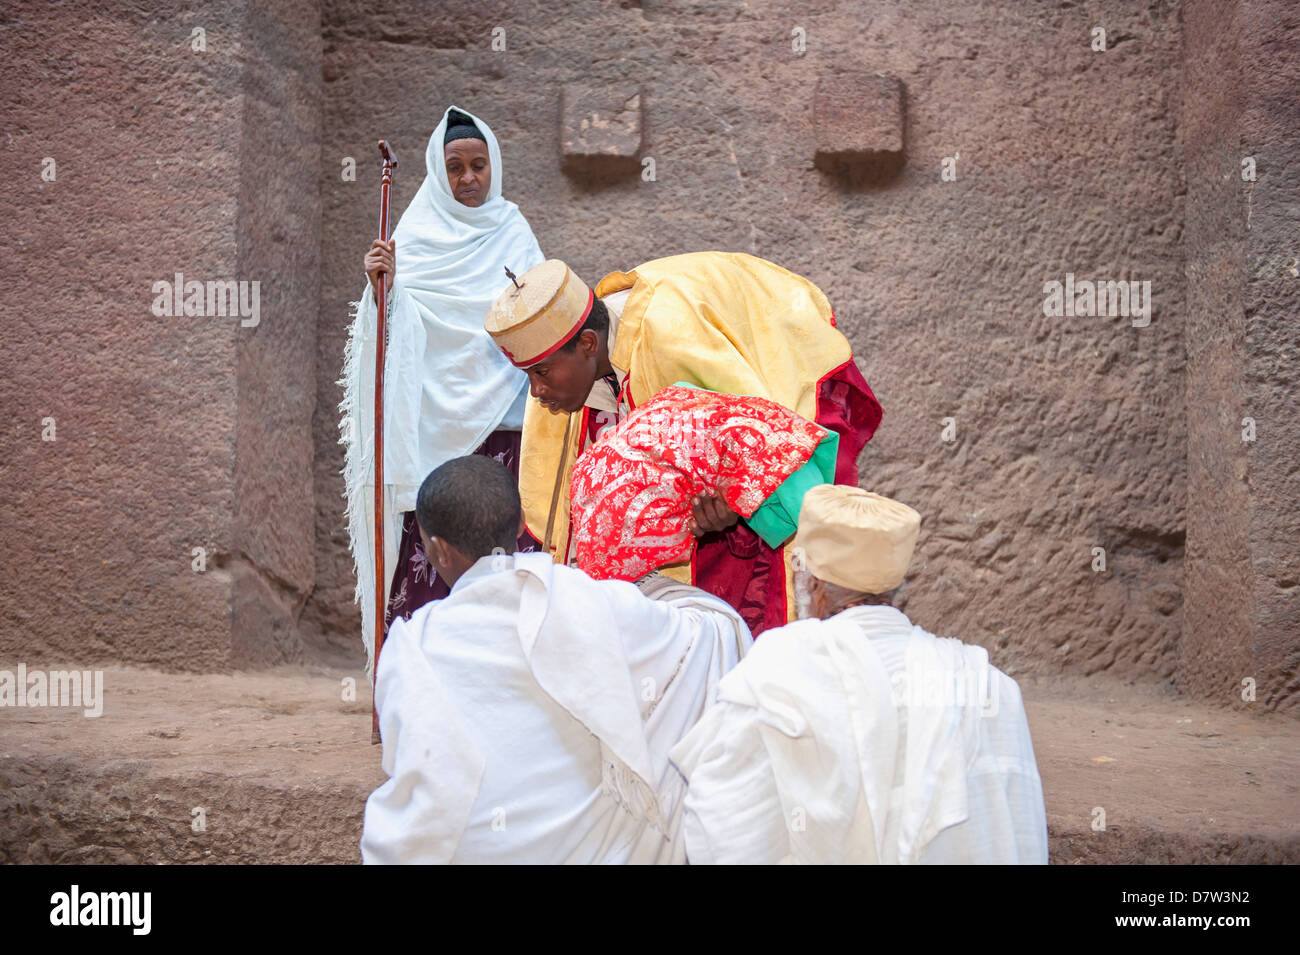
[558,296,610,352]
[415,455,520,559]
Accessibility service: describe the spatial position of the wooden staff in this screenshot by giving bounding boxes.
[372,139,397,745]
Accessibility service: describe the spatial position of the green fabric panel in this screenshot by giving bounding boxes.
[808,428,839,483]
[745,429,840,548]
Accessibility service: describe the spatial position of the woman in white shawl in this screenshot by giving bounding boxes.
[341,106,544,672]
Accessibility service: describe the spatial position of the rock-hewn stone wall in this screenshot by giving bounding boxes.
[1183,0,1299,714]
[0,1,322,669]
[2,1,1293,709]
[308,0,1190,686]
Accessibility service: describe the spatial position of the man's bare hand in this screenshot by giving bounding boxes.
[365,238,396,295]
[687,489,740,538]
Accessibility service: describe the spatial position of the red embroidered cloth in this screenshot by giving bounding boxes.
[571,386,827,582]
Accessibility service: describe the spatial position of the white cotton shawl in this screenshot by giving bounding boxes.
[339,106,545,673]
[671,606,1048,864]
[671,615,894,864]
[359,553,751,864]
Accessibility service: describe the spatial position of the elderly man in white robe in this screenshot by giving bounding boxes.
[361,455,752,864]
[670,486,1049,864]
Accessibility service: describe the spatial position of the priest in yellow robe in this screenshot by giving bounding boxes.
[483,251,883,636]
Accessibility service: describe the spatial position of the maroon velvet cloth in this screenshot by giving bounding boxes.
[692,359,882,637]
[384,429,540,631]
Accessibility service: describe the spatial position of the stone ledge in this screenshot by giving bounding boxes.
[1,667,1296,864]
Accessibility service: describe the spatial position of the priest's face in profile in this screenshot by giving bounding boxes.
[525,329,602,415]
[445,139,490,206]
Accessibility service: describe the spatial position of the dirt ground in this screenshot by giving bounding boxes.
[1,665,1296,864]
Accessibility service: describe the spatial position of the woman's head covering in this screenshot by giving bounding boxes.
[415,104,508,233]
[444,108,487,146]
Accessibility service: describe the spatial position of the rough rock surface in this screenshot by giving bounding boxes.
[2,668,1296,863]
[1182,0,1299,715]
[0,1,1293,714]
[309,0,1193,695]
[0,1,323,669]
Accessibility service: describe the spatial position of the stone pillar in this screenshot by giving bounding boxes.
[0,0,322,670]
[1183,0,1299,713]
[230,3,323,666]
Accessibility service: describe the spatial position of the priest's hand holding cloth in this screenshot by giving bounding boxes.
[571,385,839,582]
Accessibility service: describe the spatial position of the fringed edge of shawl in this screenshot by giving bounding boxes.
[339,295,377,680]
[600,748,671,840]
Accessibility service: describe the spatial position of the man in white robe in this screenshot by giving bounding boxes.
[670,486,1048,864]
[360,455,751,864]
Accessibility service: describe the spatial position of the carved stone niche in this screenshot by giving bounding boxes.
[560,85,644,180]
[814,73,906,183]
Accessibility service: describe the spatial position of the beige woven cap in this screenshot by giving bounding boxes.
[484,259,594,368]
[794,485,922,594]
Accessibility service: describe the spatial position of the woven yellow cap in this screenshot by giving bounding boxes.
[485,259,594,368]
[794,486,921,593]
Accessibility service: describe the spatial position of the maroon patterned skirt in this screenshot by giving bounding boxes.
[384,430,540,631]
